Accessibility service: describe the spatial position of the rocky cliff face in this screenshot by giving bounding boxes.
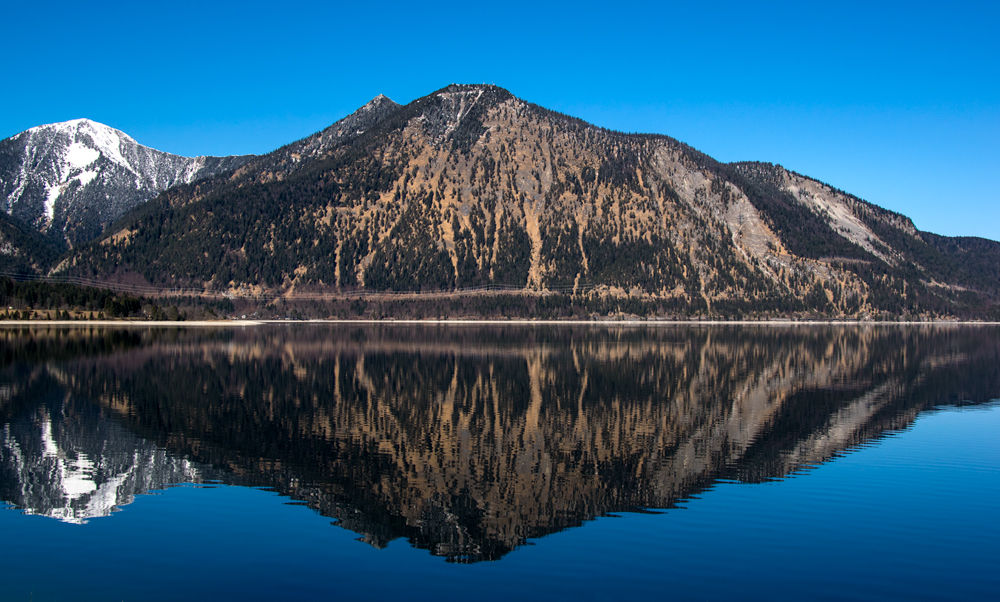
[0,118,253,247]
[53,85,1000,318]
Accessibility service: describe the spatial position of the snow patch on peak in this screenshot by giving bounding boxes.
[73,120,131,169]
[76,170,98,187]
[24,118,86,136]
[64,142,100,171]
[24,119,133,171]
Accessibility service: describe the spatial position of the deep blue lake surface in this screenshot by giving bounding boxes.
[1,323,998,601]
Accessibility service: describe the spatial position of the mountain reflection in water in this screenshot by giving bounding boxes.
[1,324,997,562]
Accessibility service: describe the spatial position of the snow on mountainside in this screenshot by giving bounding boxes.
[0,119,253,246]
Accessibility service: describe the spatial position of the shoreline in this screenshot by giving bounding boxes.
[2,319,999,327]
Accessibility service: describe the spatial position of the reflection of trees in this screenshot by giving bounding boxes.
[2,324,998,561]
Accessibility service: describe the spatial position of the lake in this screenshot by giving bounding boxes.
[1,323,998,601]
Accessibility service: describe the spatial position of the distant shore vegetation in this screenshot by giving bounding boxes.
[3,277,997,323]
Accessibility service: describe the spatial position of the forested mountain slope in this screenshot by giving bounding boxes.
[55,85,1000,319]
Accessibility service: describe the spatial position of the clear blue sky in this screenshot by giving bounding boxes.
[3,1,997,241]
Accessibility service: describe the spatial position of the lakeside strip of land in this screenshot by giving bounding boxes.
[2,319,998,327]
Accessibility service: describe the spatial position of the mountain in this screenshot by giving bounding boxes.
[56,84,1000,319]
[0,118,254,249]
[0,209,60,274]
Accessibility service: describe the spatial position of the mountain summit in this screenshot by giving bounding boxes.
[0,119,253,247]
[40,85,1000,319]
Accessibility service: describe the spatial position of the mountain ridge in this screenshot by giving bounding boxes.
[0,118,254,248]
[8,84,999,319]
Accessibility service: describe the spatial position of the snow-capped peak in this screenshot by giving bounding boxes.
[23,118,136,171]
[2,119,253,246]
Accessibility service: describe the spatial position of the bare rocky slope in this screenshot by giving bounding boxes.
[54,84,1000,319]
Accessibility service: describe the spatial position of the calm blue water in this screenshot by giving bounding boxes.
[1,324,998,601]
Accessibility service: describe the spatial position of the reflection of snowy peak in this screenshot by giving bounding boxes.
[0,119,253,246]
[0,411,203,524]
